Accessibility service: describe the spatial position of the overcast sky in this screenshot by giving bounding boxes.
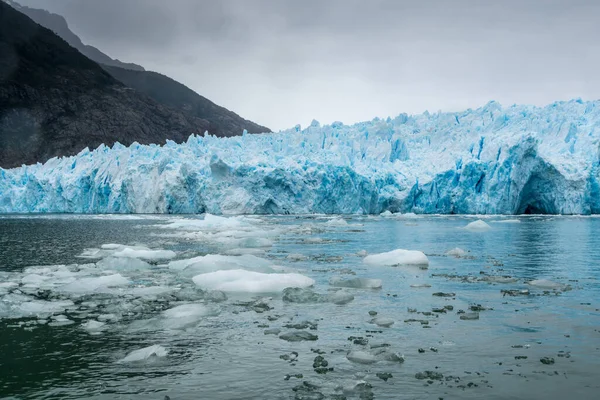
[17,0,600,131]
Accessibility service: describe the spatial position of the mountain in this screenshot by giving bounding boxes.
[101,65,270,137]
[3,0,270,137]
[0,0,212,168]
[2,0,145,71]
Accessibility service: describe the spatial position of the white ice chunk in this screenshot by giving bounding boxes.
[346,351,378,364]
[112,247,176,260]
[168,254,274,275]
[463,220,491,231]
[192,270,314,293]
[61,274,129,293]
[527,279,569,290]
[118,345,168,363]
[81,320,106,333]
[325,217,348,227]
[363,249,429,267]
[17,300,75,317]
[446,248,469,257]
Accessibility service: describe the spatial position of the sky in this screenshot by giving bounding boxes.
[16,0,600,131]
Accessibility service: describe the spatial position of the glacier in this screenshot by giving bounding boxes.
[1,99,599,214]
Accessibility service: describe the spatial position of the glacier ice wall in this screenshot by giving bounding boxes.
[1,99,599,214]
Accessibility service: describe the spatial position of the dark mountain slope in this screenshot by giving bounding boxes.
[0,1,210,168]
[102,66,270,135]
[5,0,271,137]
[3,0,145,71]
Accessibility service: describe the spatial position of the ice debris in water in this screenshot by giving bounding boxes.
[347,349,404,364]
[118,345,168,363]
[81,320,106,333]
[463,220,492,231]
[446,247,469,257]
[325,217,349,227]
[281,287,354,305]
[60,274,129,294]
[363,249,429,267]
[168,254,276,276]
[329,277,382,289]
[494,219,522,224]
[79,244,175,261]
[161,303,219,329]
[192,270,315,293]
[3,100,600,214]
[527,279,570,291]
[370,317,395,327]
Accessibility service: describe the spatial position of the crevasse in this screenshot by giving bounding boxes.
[1,99,599,214]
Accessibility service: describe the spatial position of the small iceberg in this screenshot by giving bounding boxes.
[363,249,429,267]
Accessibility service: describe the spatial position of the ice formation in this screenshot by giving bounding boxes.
[192,269,315,293]
[118,345,168,363]
[463,220,492,231]
[1,99,599,214]
[363,249,429,267]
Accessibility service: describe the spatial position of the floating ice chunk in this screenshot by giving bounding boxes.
[279,331,318,342]
[286,253,308,262]
[159,214,245,231]
[81,320,106,333]
[446,248,469,257]
[325,218,348,227]
[101,244,124,250]
[0,282,18,295]
[223,248,267,256]
[356,250,368,257]
[162,303,216,319]
[363,249,429,267]
[205,290,228,303]
[379,211,393,217]
[21,274,50,287]
[329,277,382,289]
[17,300,75,317]
[494,219,522,224]
[98,314,119,322]
[193,270,314,293]
[410,283,432,288]
[96,257,151,271]
[112,247,176,260]
[127,286,175,297]
[329,290,355,305]
[118,345,168,363]
[61,274,129,293]
[169,254,274,276]
[463,220,491,231]
[48,315,75,326]
[161,303,220,330]
[346,351,378,364]
[282,287,327,303]
[480,276,518,283]
[527,279,569,290]
[371,317,394,327]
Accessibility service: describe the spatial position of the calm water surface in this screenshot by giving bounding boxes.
[0,214,599,399]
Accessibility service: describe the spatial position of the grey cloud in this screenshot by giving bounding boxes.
[15,0,600,130]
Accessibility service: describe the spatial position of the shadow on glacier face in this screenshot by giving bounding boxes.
[515,169,560,215]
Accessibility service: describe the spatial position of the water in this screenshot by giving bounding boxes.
[0,214,599,399]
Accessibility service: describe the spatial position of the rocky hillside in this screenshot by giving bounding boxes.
[102,66,270,136]
[0,1,211,168]
[3,0,270,137]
